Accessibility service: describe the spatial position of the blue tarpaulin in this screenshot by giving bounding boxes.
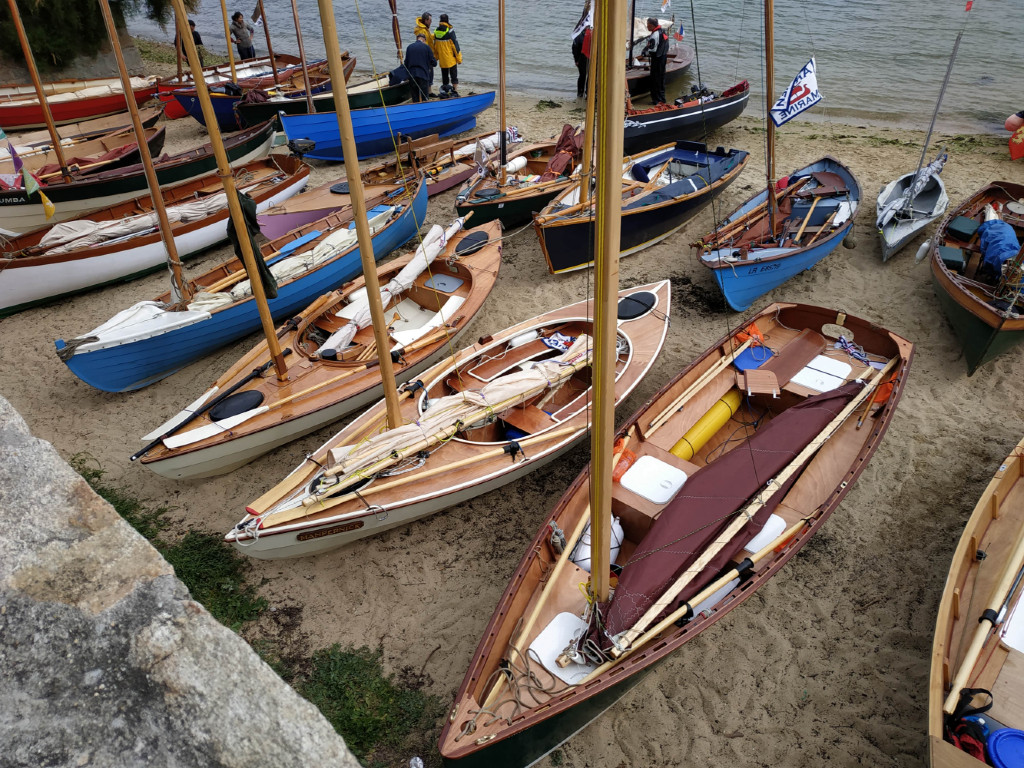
[979,219,1021,275]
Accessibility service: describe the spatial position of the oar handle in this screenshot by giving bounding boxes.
[130,349,292,461]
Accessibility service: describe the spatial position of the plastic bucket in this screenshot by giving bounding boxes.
[988,728,1024,768]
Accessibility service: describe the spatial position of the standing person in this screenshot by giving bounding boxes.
[404,33,437,102]
[571,25,591,99]
[642,17,669,105]
[412,12,436,95]
[433,14,462,96]
[230,11,256,61]
[180,19,205,66]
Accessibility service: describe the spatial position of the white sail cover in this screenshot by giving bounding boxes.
[320,334,593,488]
[316,218,465,355]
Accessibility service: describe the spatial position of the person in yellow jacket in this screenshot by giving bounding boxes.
[433,13,462,96]
[413,12,436,95]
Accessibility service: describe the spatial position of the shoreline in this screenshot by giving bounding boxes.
[2,42,1022,768]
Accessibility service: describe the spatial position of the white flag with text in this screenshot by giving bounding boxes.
[769,57,823,127]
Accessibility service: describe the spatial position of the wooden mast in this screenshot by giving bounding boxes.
[257,0,281,85]
[498,0,508,184]
[765,0,777,234]
[5,0,72,183]
[315,0,403,428]
[289,0,316,111]
[589,0,628,604]
[219,0,238,81]
[97,0,192,306]
[388,0,404,65]
[170,0,289,380]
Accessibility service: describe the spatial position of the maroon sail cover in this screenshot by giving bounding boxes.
[539,123,583,181]
[590,382,863,651]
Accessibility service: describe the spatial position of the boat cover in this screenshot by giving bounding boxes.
[978,219,1021,275]
[587,381,863,653]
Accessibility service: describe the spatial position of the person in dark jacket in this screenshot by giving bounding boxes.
[404,33,437,102]
[180,19,205,66]
[642,17,669,105]
[571,26,591,98]
[433,14,462,96]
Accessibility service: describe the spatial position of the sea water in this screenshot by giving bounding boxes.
[130,0,1017,134]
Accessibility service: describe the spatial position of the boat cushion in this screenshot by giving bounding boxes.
[630,164,650,183]
[948,215,980,241]
[938,245,967,272]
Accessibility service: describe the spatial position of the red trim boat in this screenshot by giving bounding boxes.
[0,76,158,129]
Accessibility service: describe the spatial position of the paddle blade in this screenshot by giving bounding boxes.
[162,406,269,449]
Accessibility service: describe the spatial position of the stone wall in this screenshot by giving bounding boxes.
[0,396,360,768]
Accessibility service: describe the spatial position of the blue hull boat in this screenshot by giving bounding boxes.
[173,81,333,133]
[55,180,428,392]
[694,156,860,312]
[279,91,496,161]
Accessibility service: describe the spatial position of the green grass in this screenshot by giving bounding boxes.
[134,36,228,67]
[295,644,445,766]
[72,454,442,764]
[536,99,562,111]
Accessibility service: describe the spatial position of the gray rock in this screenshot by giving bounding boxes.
[0,397,360,768]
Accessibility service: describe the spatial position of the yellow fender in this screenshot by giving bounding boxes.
[670,388,743,460]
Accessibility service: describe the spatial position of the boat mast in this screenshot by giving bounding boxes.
[498,0,508,183]
[97,0,193,307]
[5,0,73,183]
[218,0,238,82]
[315,0,403,428]
[579,17,599,207]
[170,0,289,381]
[388,0,403,65]
[588,0,628,604]
[764,0,777,234]
[257,0,281,86]
[289,0,316,111]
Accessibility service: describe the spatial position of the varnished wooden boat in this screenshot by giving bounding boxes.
[535,140,748,274]
[440,302,913,766]
[0,125,165,180]
[1,156,309,316]
[929,436,1024,767]
[226,279,671,559]
[455,138,577,228]
[137,219,502,479]
[622,80,750,154]
[0,120,276,235]
[928,181,1024,375]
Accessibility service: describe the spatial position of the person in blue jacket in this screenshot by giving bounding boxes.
[404,34,437,102]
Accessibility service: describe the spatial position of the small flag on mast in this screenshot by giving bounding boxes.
[769,57,823,127]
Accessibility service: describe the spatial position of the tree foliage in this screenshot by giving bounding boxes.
[0,0,199,71]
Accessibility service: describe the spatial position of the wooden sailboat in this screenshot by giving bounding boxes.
[928,181,1024,375]
[157,54,305,119]
[8,104,162,146]
[0,156,309,317]
[441,3,913,763]
[622,80,750,154]
[440,304,914,765]
[136,218,502,480]
[0,125,165,180]
[0,75,157,129]
[929,436,1024,768]
[693,0,860,312]
[226,278,670,558]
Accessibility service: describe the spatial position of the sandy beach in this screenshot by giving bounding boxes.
[2,69,1022,766]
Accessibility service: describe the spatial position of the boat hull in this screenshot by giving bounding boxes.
[0,122,276,234]
[54,182,427,392]
[157,55,303,119]
[624,42,694,97]
[876,171,948,261]
[622,83,750,154]
[0,81,157,129]
[236,79,412,127]
[0,163,308,316]
[456,188,563,228]
[279,91,496,161]
[701,156,861,312]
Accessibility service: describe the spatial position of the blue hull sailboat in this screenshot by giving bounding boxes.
[279,91,496,161]
[695,157,860,312]
[54,179,428,392]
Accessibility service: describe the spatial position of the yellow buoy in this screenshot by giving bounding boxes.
[670,388,743,460]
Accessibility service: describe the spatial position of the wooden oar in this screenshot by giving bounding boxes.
[582,516,812,682]
[161,362,373,450]
[791,196,821,244]
[701,176,812,245]
[645,338,752,436]
[942,531,1024,714]
[481,429,636,710]
[130,349,292,461]
[613,357,898,656]
[257,423,584,527]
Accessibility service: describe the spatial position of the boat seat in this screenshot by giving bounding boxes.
[757,329,826,390]
[501,404,553,436]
